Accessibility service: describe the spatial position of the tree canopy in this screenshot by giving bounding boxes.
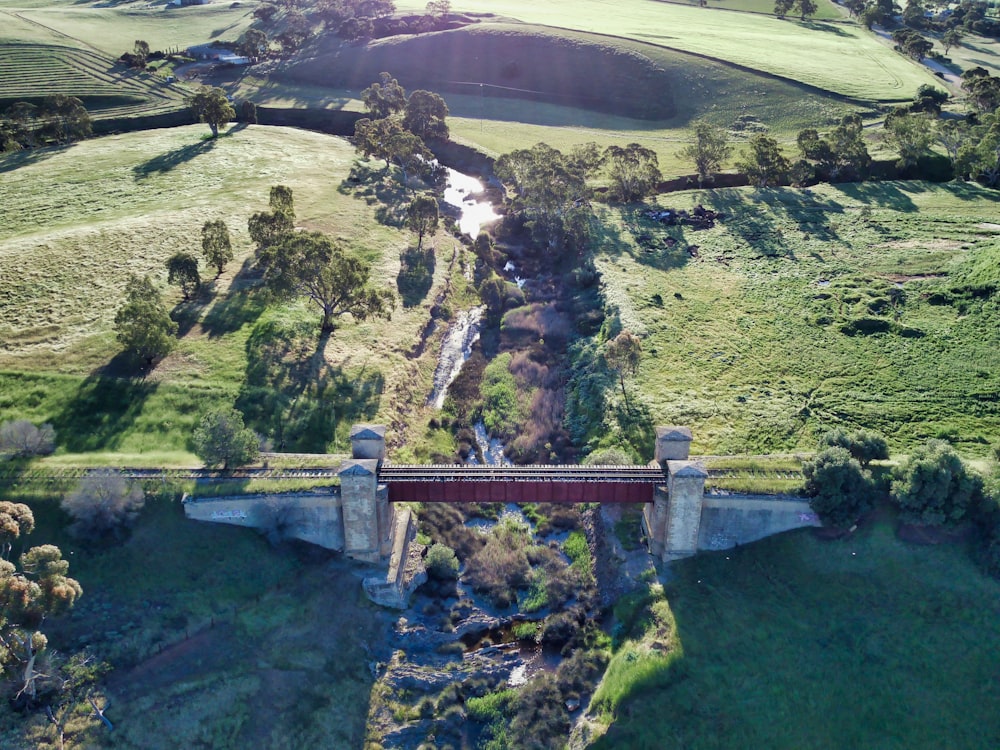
[679,120,731,186]
[187,86,235,138]
[605,330,642,413]
[818,428,888,468]
[166,252,200,301]
[403,90,449,141]
[407,194,439,249]
[0,539,82,701]
[495,142,598,255]
[258,231,395,333]
[201,219,234,275]
[113,275,178,366]
[0,421,55,458]
[604,143,662,202]
[192,408,260,470]
[737,134,790,188]
[803,447,872,526]
[62,471,146,541]
[891,440,983,526]
[362,72,407,120]
[248,185,295,251]
[884,111,934,170]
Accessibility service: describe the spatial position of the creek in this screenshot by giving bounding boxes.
[442,168,501,240]
[427,168,512,465]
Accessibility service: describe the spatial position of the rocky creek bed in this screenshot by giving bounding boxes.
[365,501,659,750]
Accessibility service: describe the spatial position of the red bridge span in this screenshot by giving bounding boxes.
[378,464,666,504]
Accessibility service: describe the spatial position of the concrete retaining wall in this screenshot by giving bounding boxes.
[183,488,346,551]
[698,494,820,552]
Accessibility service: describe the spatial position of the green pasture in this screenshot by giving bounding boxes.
[655,0,842,18]
[594,181,1000,456]
[589,519,1000,749]
[0,489,383,749]
[0,41,185,116]
[0,125,470,462]
[0,2,256,55]
[397,0,938,101]
[937,31,1000,78]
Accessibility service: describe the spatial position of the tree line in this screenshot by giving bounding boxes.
[0,96,91,153]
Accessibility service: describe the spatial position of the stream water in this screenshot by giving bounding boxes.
[425,306,484,409]
[443,168,501,240]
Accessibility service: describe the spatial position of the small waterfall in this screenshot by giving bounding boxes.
[426,306,484,409]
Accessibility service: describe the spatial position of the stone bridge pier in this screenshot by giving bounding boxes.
[643,427,709,561]
[339,425,393,563]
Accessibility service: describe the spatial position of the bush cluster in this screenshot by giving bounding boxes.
[891,440,983,526]
[0,420,55,458]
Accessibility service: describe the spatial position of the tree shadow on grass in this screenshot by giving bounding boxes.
[710,188,791,258]
[830,182,919,212]
[133,138,217,179]
[51,354,159,452]
[201,259,268,338]
[0,143,74,174]
[397,245,436,307]
[338,161,410,226]
[766,189,847,247]
[236,321,383,453]
[612,205,692,272]
[799,20,853,37]
[614,398,658,464]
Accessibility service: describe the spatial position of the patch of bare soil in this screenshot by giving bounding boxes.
[108,623,237,697]
[898,523,973,545]
[875,239,964,251]
[883,273,947,283]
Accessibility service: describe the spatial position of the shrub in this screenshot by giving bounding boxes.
[464,515,532,608]
[583,447,638,465]
[513,621,540,640]
[509,673,569,750]
[541,609,584,650]
[563,530,592,575]
[802,447,873,526]
[62,470,146,540]
[818,428,889,468]
[425,543,459,580]
[891,440,983,526]
[466,688,516,722]
[480,353,522,438]
[0,420,55,457]
[418,503,485,560]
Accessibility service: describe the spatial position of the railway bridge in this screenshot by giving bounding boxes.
[336,424,707,563]
[186,423,819,585]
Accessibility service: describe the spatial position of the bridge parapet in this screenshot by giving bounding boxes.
[655,426,693,462]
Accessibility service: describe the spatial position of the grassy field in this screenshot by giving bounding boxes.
[272,21,863,174]
[0,489,386,749]
[937,31,1000,78]
[0,1,256,55]
[0,41,183,111]
[587,517,1000,749]
[395,0,938,101]
[0,124,474,463]
[590,181,1000,457]
[654,0,842,19]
